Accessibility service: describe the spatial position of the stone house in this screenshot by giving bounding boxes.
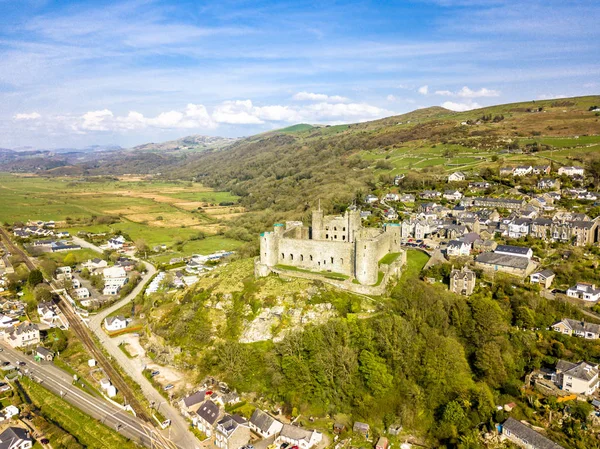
[215,415,250,449]
[475,252,536,277]
[449,267,476,296]
[555,360,599,395]
[472,197,525,210]
[529,269,555,289]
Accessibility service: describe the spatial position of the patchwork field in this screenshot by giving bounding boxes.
[0,173,244,252]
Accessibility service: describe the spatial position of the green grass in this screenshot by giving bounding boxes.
[277,123,315,133]
[20,378,141,449]
[276,264,350,280]
[38,248,101,264]
[379,252,401,265]
[150,236,243,263]
[403,250,430,279]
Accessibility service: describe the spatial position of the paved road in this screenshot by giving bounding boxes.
[0,344,170,449]
[72,237,201,449]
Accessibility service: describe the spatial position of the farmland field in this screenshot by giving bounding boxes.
[0,173,244,252]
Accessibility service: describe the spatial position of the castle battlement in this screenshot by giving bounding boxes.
[256,209,404,286]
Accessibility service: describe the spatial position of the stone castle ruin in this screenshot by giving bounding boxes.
[255,208,405,287]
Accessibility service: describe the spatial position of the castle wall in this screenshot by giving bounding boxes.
[355,225,401,285]
[278,238,354,275]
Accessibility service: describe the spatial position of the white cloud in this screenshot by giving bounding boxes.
[456,86,500,98]
[418,85,429,95]
[14,112,41,120]
[81,109,113,131]
[293,92,349,103]
[387,94,397,101]
[435,86,500,98]
[212,100,265,124]
[441,101,482,111]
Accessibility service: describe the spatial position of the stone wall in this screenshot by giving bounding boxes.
[278,238,354,276]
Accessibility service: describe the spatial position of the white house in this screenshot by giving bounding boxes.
[5,322,40,348]
[249,409,283,439]
[558,166,585,177]
[364,194,378,204]
[84,258,108,270]
[0,427,32,449]
[446,240,471,257]
[383,193,400,202]
[556,359,599,395]
[194,400,220,437]
[278,424,323,449]
[104,315,128,332]
[448,172,466,182]
[103,266,127,279]
[552,319,600,340]
[73,287,90,300]
[513,165,533,176]
[107,235,126,249]
[567,283,600,302]
[103,285,120,296]
[507,218,531,239]
[1,405,19,419]
[443,190,463,201]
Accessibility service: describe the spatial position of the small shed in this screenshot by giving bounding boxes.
[375,437,389,449]
[333,423,345,434]
[35,346,54,362]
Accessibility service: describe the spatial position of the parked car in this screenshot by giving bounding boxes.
[280,443,290,449]
[163,384,174,391]
[151,370,160,377]
[18,361,26,366]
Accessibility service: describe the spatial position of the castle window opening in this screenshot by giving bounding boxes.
[310,255,313,261]
[290,254,294,260]
[301,254,304,261]
[343,227,346,231]
[341,258,343,264]
[330,257,334,264]
[343,236,346,241]
[326,234,329,239]
[281,252,284,259]
[334,227,337,231]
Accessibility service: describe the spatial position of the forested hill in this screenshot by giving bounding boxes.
[167,95,600,216]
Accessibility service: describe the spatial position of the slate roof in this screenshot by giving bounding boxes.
[280,424,315,442]
[0,427,30,449]
[495,245,531,256]
[534,269,555,278]
[183,391,206,408]
[502,418,563,449]
[555,318,600,335]
[250,409,277,432]
[556,360,598,381]
[196,399,220,425]
[476,253,530,270]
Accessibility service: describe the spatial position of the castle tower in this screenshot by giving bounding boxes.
[354,239,379,285]
[311,209,324,240]
[346,209,361,243]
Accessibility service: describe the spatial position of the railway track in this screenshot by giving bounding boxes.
[0,226,151,422]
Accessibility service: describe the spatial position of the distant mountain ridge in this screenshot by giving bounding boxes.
[130,135,238,153]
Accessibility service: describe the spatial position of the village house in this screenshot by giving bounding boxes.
[501,417,563,449]
[530,217,552,239]
[537,178,560,190]
[36,302,58,326]
[555,359,599,395]
[468,181,490,191]
[473,238,497,253]
[471,197,525,210]
[73,287,90,300]
[566,283,600,302]
[495,245,533,259]
[449,267,476,296]
[84,258,108,270]
[194,399,220,437]
[443,189,463,201]
[364,194,378,204]
[107,235,126,249]
[103,285,120,296]
[448,171,465,182]
[5,322,40,348]
[215,415,250,449]
[375,437,389,449]
[558,166,584,177]
[0,426,33,449]
[508,218,531,239]
[383,193,400,202]
[499,167,515,177]
[278,424,323,449]
[552,319,600,340]
[420,190,441,200]
[446,240,471,257]
[532,165,551,175]
[513,165,533,176]
[529,269,555,289]
[104,315,127,332]
[179,391,206,417]
[399,193,415,203]
[249,409,283,438]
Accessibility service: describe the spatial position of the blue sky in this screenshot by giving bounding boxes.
[0,0,599,149]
